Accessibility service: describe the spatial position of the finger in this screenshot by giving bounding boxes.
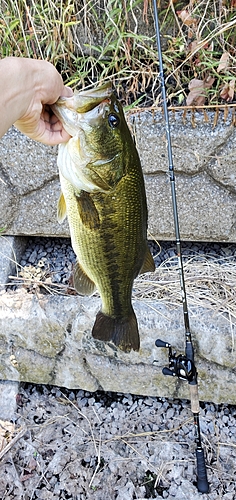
[41,105,56,124]
[38,127,71,145]
[62,86,73,98]
[51,119,65,131]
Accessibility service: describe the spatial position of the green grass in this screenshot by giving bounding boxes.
[0,0,235,106]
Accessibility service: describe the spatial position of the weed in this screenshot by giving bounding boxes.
[142,470,169,498]
[0,1,235,106]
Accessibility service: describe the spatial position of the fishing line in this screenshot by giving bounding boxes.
[152,1,209,493]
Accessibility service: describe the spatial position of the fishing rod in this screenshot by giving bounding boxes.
[152,1,209,493]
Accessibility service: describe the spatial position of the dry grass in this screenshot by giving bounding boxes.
[135,253,236,327]
[0,423,27,461]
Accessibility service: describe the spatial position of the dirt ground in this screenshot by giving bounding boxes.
[0,383,235,500]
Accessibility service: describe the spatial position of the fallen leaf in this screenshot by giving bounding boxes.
[0,420,15,452]
[220,79,235,102]
[228,79,235,101]
[27,456,37,472]
[217,52,230,73]
[177,9,197,26]
[186,77,215,106]
[20,473,35,482]
[0,420,15,439]
[187,79,206,105]
[202,41,214,51]
[188,40,198,53]
[220,83,229,100]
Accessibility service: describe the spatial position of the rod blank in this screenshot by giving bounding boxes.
[152,0,209,493]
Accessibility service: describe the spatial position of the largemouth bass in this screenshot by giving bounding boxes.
[52,83,155,352]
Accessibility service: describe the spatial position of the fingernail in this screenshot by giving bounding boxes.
[64,86,73,97]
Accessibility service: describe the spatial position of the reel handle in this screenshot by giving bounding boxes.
[155,339,171,348]
[162,367,175,377]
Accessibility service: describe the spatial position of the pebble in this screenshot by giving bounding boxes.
[129,401,138,413]
[28,249,37,264]
[9,236,236,295]
[166,408,175,419]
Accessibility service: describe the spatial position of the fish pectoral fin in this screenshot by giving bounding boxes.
[89,167,112,191]
[76,191,100,230]
[139,245,155,274]
[73,261,96,296]
[57,191,67,224]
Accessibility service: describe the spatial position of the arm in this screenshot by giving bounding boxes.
[0,57,73,145]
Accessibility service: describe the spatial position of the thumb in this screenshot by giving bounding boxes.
[61,86,73,98]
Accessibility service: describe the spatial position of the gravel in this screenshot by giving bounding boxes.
[2,237,236,498]
[0,384,235,499]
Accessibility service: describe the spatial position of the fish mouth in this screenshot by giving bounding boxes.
[56,82,113,113]
[52,99,111,137]
[51,83,113,137]
[51,82,112,136]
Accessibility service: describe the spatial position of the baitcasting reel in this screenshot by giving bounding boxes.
[155,339,197,383]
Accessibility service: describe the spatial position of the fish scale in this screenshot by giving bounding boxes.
[53,84,155,352]
[60,169,145,318]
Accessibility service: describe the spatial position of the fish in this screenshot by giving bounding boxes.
[52,82,155,352]
[54,82,113,114]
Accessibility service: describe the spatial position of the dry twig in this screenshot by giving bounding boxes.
[0,426,27,462]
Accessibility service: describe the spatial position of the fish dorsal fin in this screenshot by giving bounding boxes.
[73,261,96,296]
[57,191,67,224]
[76,191,100,230]
[139,245,155,274]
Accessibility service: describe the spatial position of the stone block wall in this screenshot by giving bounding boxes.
[0,284,235,404]
[1,108,236,241]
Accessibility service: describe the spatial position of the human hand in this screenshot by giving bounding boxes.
[0,58,73,145]
[15,100,73,146]
[14,59,73,145]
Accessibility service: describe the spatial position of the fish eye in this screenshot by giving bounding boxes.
[108,113,120,128]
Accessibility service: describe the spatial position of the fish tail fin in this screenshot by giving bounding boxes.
[92,308,140,352]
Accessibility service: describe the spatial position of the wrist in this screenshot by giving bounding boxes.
[0,58,38,132]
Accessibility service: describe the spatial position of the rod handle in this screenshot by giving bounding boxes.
[196,448,209,493]
[189,383,200,413]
